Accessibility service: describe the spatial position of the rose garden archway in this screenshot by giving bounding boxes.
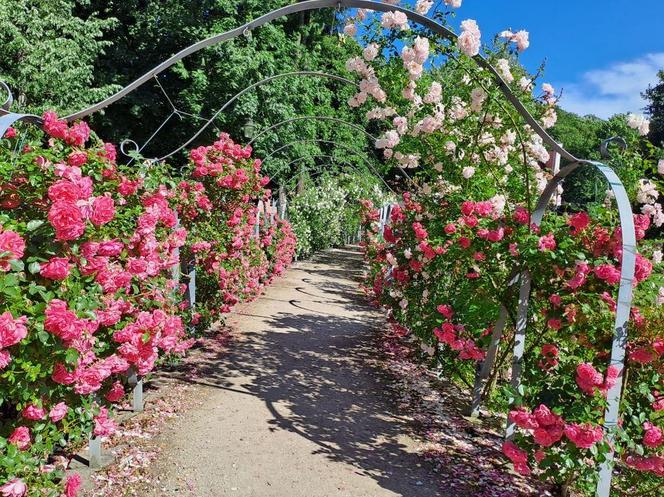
[0,2,639,495]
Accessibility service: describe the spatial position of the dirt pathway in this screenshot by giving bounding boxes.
[145,247,443,497]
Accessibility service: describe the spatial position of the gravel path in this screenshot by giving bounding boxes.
[146,247,443,497]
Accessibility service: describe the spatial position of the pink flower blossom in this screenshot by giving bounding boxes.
[90,195,116,226]
[0,479,27,497]
[457,19,481,57]
[8,426,31,450]
[594,263,621,285]
[48,201,86,241]
[643,422,663,448]
[568,212,590,235]
[0,229,25,271]
[63,474,82,497]
[93,406,117,437]
[564,423,604,449]
[0,312,28,349]
[40,257,72,280]
[21,404,46,420]
[538,233,556,251]
[48,402,68,422]
[502,441,530,475]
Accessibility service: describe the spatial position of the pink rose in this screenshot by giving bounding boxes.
[630,347,655,364]
[594,264,621,285]
[0,312,28,349]
[90,195,116,226]
[63,474,82,497]
[40,257,71,280]
[564,423,603,449]
[643,422,663,448]
[67,151,88,167]
[21,404,46,420]
[538,233,556,251]
[567,212,590,235]
[509,408,539,429]
[51,363,76,385]
[48,201,85,241]
[0,350,11,369]
[93,406,117,437]
[576,362,604,395]
[0,479,27,497]
[42,111,68,140]
[3,127,17,139]
[48,401,69,422]
[48,180,83,203]
[105,381,125,403]
[66,121,90,147]
[0,230,25,271]
[97,240,123,257]
[8,426,31,450]
[458,19,481,57]
[502,441,530,475]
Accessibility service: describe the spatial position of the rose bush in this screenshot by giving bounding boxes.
[0,120,295,495]
[174,133,296,330]
[343,3,663,496]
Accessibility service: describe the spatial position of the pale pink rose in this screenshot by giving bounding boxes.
[0,479,27,497]
[416,0,433,14]
[363,43,380,62]
[343,22,357,37]
[458,19,481,57]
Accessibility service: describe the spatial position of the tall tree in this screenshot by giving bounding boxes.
[0,0,118,114]
[643,69,664,147]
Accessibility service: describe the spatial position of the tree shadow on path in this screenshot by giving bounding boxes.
[162,247,446,496]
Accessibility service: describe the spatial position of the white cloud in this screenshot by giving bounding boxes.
[558,53,664,119]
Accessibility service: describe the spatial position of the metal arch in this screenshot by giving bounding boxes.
[504,160,636,497]
[277,153,397,195]
[3,0,576,163]
[156,71,359,161]
[1,81,13,111]
[247,115,378,146]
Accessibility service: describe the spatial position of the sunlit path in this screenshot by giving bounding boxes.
[146,247,443,497]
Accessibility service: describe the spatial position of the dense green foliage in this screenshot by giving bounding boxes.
[644,69,664,148]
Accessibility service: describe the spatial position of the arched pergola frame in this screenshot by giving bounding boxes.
[0,2,636,493]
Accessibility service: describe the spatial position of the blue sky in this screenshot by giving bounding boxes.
[430,0,664,118]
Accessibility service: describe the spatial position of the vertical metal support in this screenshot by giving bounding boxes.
[187,262,196,311]
[88,436,102,468]
[127,368,143,413]
[254,201,262,238]
[469,305,509,417]
[506,271,531,439]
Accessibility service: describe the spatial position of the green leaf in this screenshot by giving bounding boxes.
[26,220,44,231]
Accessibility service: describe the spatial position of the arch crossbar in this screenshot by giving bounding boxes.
[156,71,359,161]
